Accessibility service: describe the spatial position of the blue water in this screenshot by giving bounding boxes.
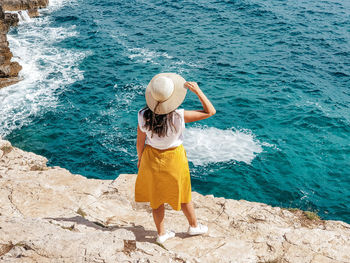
[1,0,349,222]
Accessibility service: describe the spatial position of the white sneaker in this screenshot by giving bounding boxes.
[156,230,175,244]
[187,223,208,235]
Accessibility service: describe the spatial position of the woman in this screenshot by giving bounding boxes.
[135,73,216,244]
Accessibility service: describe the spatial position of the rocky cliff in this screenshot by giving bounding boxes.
[0,138,349,263]
[0,0,48,12]
[0,0,48,88]
[0,5,21,88]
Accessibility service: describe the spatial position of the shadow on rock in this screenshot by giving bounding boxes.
[45,216,159,243]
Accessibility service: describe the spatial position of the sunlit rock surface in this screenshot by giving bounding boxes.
[0,138,349,262]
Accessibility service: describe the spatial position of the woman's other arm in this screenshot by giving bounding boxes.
[136,125,146,168]
[184,81,216,123]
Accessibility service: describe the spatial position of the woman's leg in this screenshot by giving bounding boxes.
[181,202,198,227]
[152,204,165,235]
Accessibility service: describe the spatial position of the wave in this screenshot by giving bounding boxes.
[0,0,87,137]
[183,126,268,166]
[128,47,173,64]
[109,32,200,72]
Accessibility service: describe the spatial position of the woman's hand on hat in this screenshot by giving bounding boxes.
[184,81,200,94]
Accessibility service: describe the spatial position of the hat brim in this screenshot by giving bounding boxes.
[145,73,187,114]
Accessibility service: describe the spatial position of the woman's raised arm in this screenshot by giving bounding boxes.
[183,81,216,123]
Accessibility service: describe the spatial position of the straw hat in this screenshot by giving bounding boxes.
[145,73,187,114]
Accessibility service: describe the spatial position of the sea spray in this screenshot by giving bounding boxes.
[184,126,265,165]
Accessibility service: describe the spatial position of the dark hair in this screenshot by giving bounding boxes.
[142,105,180,138]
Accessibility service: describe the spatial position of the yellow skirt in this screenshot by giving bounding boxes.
[135,144,192,211]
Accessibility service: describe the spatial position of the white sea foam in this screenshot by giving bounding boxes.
[0,0,87,137]
[110,32,200,71]
[183,126,264,165]
[128,47,173,64]
[127,46,201,72]
[47,0,73,11]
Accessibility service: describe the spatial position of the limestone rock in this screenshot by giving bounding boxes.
[27,8,39,17]
[0,61,22,76]
[4,12,19,26]
[0,139,12,149]
[0,5,21,87]
[0,139,349,262]
[0,76,21,88]
[0,0,49,11]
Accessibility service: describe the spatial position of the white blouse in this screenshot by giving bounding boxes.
[138,108,185,150]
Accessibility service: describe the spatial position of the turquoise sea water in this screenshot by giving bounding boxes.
[1,0,349,222]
